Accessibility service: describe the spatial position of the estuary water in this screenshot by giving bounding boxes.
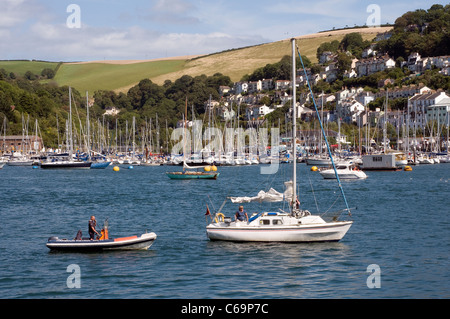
[0,163,448,300]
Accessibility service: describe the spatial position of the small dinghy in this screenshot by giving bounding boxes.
[46,223,157,252]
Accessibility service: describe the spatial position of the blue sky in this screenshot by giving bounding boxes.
[0,0,448,62]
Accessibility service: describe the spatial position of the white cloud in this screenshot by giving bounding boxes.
[3,0,443,62]
[140,0,200,25]
[5,19,264,62]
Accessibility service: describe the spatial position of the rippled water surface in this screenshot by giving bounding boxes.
[0,163,448,299]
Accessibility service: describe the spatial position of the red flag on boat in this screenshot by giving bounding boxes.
[205,205,211,216]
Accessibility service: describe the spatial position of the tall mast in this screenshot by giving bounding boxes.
[291,38,297,211]
[86,91,90,159]
[69,87,73,159]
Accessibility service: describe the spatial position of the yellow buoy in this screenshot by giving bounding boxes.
[113,166,120,172]
[204,166,211,172]
[211,165,217,171]
[404,166,412,171]
[311,166,318,172]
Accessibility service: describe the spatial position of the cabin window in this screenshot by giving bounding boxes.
[273,219,283,225]
[260,219,270,225]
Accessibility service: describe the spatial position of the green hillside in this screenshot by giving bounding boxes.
[53,60,187,96]
[0,60,59,77]
[0,27,391,96]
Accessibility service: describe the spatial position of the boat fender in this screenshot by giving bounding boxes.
[215,213,225,223]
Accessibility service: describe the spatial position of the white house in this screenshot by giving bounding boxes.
[425,98,450,125]
[216,105,236,121]
[246,104,275,120]
[234,82,248,95]
[104,107,120,116]
[337,98,365,123]
[275,80,291,90]
[261,79,274,91]
[248,80,262,93]
[408,91,450,128]
[356,55,395,77]
[376,84,431,100]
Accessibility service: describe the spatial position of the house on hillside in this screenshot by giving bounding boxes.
[319,51,337,64]
[355,55,395,77]
[261,79,274,91]
[219,86,231,96]
[337,98,365,124]
[275,80,290,90]
[245,104,275,121]
[426,98,450,124]
[234,82,248,95]
[408,90,450,128]
[376,84,431,100]
[216,104,236,121]
[0,135,43,153]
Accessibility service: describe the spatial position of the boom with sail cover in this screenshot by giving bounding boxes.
[229,181,293,203]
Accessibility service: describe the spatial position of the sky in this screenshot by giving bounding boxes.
[0,0,448,62]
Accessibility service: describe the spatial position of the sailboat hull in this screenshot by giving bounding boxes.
[40,161,92,169]
[90,161,111,169]
[166,172,219,179]
[206,221,352,243]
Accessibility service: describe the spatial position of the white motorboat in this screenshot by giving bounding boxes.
[205,39,353,243]
[319,163,367,180]
[46,220,157,252]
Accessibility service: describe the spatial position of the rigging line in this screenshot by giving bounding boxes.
[323,195,340,216]
[308,175,320,214]
[296,44,351,214]
[207,194,217,213]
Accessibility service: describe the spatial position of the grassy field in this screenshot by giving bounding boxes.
[53,59,188,95]
[148,28,385,87]
[0,60,59,76]
[1,27,391,95]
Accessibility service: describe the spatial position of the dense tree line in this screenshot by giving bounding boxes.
[241,55,312,83]
[0,72,233,148]
[376,4,450,58]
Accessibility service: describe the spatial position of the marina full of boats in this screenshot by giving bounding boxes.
[1,148,448,170]
[1,83,448,171]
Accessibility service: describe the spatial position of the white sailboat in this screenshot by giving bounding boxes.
[166,98,219,179]
[40,87,91,169]
[206,39,353,243]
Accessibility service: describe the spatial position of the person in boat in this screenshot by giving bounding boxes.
[235,206,248,222]
[88,216,100,240]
